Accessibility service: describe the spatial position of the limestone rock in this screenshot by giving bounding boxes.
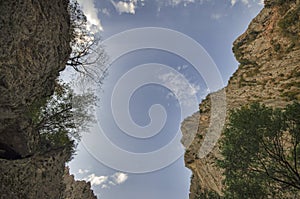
[0,0,98,198]
[182,1,300,198]
[0,0,71,156]
[63,167,97,199]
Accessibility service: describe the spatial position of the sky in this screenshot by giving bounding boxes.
[66,0,264,199]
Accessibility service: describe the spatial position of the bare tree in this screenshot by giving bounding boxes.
[67,0,108,85]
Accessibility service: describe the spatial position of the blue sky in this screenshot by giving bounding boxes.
[67,0,263,198]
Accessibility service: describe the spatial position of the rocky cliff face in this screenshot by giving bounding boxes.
[0,0,71,157]
[0,0,97,198]
[1,148,69,198]
[182,0,300,198]
[63,167,97,199]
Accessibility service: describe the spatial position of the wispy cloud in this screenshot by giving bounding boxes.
[78,169,89,174]
[112,172,128,184]
[257,0,264,5]
[177,65,188,71]
[165,0,195,7]
[100,8,111,16]
[83,172,129,188]
[86,174,109,186]
[211,13,222,20]
[101,184,109,189]
[231,0,250,6]
[230,0,237,6]
[161,0,261,7]
[110,0,137,14]
[158,71,200,108]
[230,0,264,7]
[106,0,263,16]
[77,0,103,32]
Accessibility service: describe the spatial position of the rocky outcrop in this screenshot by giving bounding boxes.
[63,167,97,199]
[0,0,97,198]
[182,0,300,198]
[0,148,69,199]
[0,0,71,157]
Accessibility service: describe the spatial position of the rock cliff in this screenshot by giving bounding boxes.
[63,167,97,199]
[0,0,97,198]
[182,0,300,198]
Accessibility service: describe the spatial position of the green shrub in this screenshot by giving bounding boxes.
[219,102,300,198]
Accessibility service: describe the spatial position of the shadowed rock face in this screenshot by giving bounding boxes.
[0,0,97,198]
[0,148,69,199]
[182,0,300,198]
[0,142,22,160]
[0,0,71,156]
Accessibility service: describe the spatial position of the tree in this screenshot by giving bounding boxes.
[67,0,108,85]
[33,82,97,160]
[219,102,300,198]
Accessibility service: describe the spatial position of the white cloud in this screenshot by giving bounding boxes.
[108,0,262,15]
[109,181,116,186]
[241,0,249,5]
[78,169,89,174]
[101,184,109,189]
[85,174,109,186]
[230,0,237,6]
[231,0,249,6]
[83,172,128,188]
[116,1,136,14]
[110,0,137,14]
[112,172,128,184]
[170,0,196,6]
[258,0,264,5]
[158,71,200,107]
[101,8,110,16]
[177,65,188,71]
[156,0,197,7]
[211,13,222,20]
[77,0,103,32]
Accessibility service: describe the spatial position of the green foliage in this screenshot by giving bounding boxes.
[278,3,300,46]
[219,102,300,198]
[25,97,49,124]
[35,82,97,160]
[281,91,299,100]
[68,0,88,43]
[197,133,203,139]
[274,0,293,5]
[274,43,281,52]
[196,189,221,199]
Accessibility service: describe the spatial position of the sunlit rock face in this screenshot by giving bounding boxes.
[182,0,300,198]
[0,0,97,198]
[63,167,97,199]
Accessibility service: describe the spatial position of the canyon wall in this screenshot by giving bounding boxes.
[182,0,300,198]
[0,0,97,198]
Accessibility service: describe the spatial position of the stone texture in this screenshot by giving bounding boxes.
[182,1,300,198]
[0,0,97,198]
[63,167,97,199]
[0,0,71,156]
[0,148,69,199]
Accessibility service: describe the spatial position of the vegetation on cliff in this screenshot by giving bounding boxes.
[183,1,300,198]
[219,102,300,198]
[28,82,97,161]
[22,0,104,162]
[0,0,103,197]
[67,0,107,85]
